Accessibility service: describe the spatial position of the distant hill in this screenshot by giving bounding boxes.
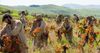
[63,4,100,17]
[0,4,100,17]
[30,5,40,7]
[11,4,78,15]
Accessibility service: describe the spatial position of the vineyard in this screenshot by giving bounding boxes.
[0,14,100,53]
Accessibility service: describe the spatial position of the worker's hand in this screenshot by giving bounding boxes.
[32,33,36,37]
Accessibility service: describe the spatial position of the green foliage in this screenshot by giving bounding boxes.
[11,10,19,17]
[0,12,2,15]
[11,13,19,17]
[0,6,8,14]
[26,15,35,20]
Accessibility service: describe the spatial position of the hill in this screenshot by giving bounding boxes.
[0,4,100,17]
[63,4,100,17]
[12,4,78,15]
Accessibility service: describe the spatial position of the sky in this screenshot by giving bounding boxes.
[0,0,100,6]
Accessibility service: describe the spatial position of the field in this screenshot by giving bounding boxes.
[0,14,100,53]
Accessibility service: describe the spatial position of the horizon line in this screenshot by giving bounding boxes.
[1,3,100,6]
